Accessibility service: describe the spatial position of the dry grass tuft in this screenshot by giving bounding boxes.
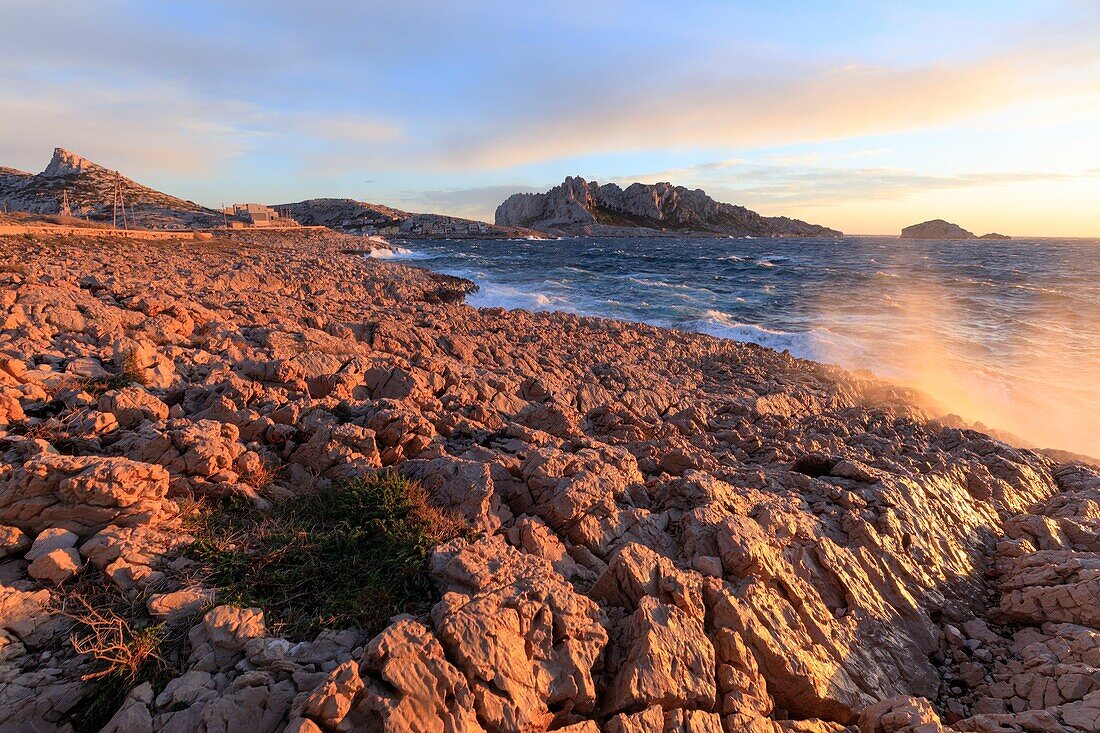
[55,575,195,733]
[239,459,278,489]
[62,593,165,682]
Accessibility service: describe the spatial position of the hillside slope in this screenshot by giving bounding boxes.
[281,197,540,239]
[0,148,222,229]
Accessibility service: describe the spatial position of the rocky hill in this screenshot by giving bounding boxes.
[495,176,842,237]
[900,221,1013,240]
[0,148,222,229]
[901,220,976,239]
[2,227,1098,732]
[281,197,540,239]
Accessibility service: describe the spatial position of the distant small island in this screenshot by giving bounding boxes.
[900,219,1011,240]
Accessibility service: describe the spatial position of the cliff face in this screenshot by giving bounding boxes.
[496,176,842,237]
[900,220,977,240]
[0,148,221,229]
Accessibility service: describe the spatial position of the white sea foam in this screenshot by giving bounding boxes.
[692,309,868,365]
[368,246,434,260]
[465,280,570,312]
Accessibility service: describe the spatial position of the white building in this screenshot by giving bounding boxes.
[222,203,290,227]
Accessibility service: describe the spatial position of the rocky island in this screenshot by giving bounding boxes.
[901,220,1012,240]
[496,177,842,237]
[0,224,1097,732]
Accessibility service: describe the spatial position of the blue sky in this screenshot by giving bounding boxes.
[2,0,1098,234]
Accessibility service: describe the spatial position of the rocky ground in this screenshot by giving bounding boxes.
[1,228,1099,733]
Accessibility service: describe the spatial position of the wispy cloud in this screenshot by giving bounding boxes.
[0,73,261,177]
[437,40,1100,171]
[602,159,1092,208]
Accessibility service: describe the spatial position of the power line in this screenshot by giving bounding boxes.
[112,171,129,230]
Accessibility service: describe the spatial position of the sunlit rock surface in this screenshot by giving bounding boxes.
[0,226,1096,731]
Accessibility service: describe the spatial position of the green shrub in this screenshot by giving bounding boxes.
[188,471,466,638]
[78,372,133,396]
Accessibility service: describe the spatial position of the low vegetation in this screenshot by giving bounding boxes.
[187,471,467,638]
[78,348,147,395]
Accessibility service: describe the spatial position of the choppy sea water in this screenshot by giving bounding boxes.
[375,236,1100,458]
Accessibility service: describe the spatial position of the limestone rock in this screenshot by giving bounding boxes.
[0,524,30,558]
[900,219,976,240]
[496,176,841,237]
[148,589,215,623]
[604,596,716,715]
[99,386,169,428]
[302,659,363,728]
[0,453,170,536]
[27,546,81,584]
[352,617,484,732]
[24,526,78,561]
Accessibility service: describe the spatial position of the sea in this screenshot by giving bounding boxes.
[372,235,1100,459]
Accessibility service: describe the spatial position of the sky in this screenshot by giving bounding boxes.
[2,0,1099,235]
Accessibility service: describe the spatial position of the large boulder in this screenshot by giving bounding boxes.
[0,453,171,536]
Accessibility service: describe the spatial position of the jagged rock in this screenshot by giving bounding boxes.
[351,617,484,732]
[1,223,1097,733]
[24,526,78,561]
[606,706,665,733]
[0,453,171,536]
[604,596,716,715]
[195,606,268,652]
[858,696,944,733]
[496,177,841,237]
[429,536,608,729]
[99,386,169,428]
[27,546,81,584]
[0,585,51,638]
[148,589,215,623]
[0,524,29,558]
[302,659,363,728]
[100,681,154,733]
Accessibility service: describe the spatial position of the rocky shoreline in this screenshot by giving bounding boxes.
[2,228,1099,732]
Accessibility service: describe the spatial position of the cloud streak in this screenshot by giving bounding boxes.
[402,164,1092,223]
[612,159,1092,208]
[437,40,1100,171]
